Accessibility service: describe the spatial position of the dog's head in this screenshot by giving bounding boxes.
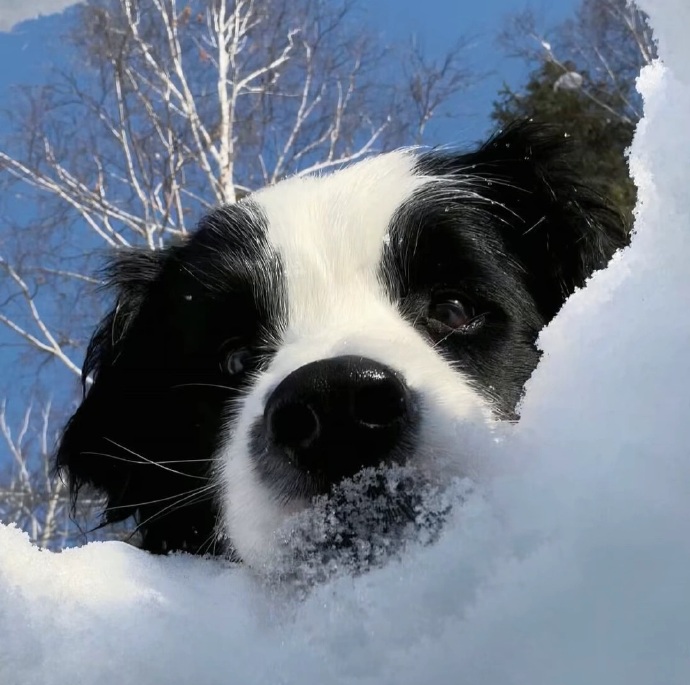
[56,123,626,564]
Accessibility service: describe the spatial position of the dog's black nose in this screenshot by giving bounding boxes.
[263,355,416,484]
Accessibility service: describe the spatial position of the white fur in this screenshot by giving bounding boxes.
[218,151,494,567]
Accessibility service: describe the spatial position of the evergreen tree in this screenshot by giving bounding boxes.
[492,60,636,221]
[494,0,656,225]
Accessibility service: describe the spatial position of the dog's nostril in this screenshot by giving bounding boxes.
[268,402,319,451]
[351,377,408,428]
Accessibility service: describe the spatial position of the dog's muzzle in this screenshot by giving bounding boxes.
[250,355,419,494]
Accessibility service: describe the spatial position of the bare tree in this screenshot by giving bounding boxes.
[0,400,80,548]
[0,0,475,547]
[499,0,656,125]
[0,401,66,547]
[0,399,134,548]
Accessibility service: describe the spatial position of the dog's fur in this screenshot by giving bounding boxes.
[56,123,627,565]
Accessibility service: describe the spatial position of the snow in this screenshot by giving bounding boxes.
[553,71,584,91]
[3,0,690,682]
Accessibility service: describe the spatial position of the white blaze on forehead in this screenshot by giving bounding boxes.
[252,151,428,334]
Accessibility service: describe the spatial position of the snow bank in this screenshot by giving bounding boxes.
[3,0,690,682]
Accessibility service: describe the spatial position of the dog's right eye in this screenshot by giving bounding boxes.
[427,292,475,329]
[424,290,487,336]
[428,298,470,329]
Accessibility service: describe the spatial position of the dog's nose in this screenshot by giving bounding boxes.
[263,355,416,484]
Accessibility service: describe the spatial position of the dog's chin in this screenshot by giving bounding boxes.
[239,464,471,590]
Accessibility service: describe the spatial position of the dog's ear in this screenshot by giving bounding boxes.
[451,121,629,321]
[55,248,169,517]
[57,242,225,553]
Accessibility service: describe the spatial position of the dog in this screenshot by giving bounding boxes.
[55,122,627,566]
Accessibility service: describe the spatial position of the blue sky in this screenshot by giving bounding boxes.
[0,0,580,143]
[365,0,579,142]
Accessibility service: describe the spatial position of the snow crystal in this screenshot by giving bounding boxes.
[3,0,690,682]
[553,70,584,91]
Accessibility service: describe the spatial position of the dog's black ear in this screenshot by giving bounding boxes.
[55,248,170,528]
[485,121,629,319]
[83,247,169,382]
[55,246,222,553]
[428,121,630,321]
[57,243,225,553]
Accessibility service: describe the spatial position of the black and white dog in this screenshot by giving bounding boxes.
[56,123,626,566]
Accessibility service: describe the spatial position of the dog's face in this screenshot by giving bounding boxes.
[56,123,626,563]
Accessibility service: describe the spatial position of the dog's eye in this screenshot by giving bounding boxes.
[428,294,477,331]
[225,348,252,376]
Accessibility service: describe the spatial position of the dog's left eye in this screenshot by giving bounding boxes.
[428,294,474,330]
[225,348,252,376]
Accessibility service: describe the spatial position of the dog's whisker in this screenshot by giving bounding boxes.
[171,382,235,391]
[124,487,218,544]
[91,442,211,480]
[103,484,215,513]
[152,458,214,465]
[432,329,456,349]
[197,528,223,556]
[81,451,212,477]
[522,215,547,235]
